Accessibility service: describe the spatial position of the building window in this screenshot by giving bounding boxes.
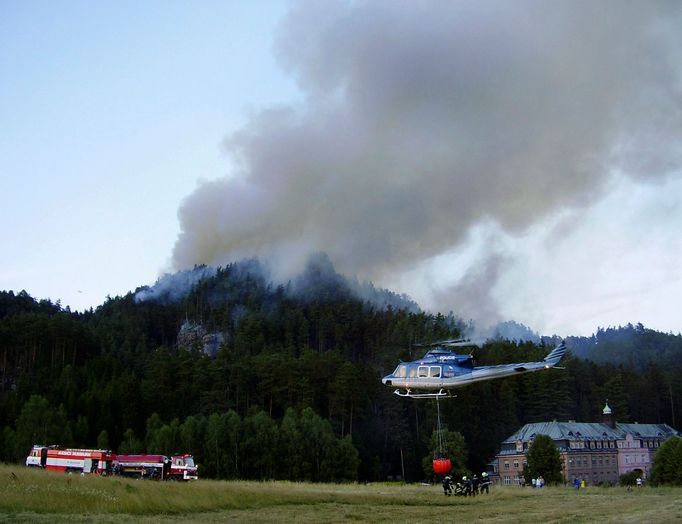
[513,460,519,469]
[504,461,510,470]
[504,475,511,485]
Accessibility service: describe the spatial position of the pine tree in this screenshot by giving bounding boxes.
[118,428,143,454]
[14,395,68,460]
[97,429,110,450]
[523,434,563,485]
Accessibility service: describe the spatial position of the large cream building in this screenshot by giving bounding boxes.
[493,402,680,485]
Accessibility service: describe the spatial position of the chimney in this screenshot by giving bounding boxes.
[602,400,615,429]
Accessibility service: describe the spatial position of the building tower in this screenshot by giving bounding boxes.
[602,400,615,429]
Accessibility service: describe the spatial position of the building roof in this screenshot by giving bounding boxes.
[502,420,680,444]
[616,423,680,439]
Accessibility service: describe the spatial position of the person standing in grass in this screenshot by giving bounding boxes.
[480,472,491,494]
[442,475,452,496]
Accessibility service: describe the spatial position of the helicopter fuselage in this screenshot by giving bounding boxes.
[382,342,565,398]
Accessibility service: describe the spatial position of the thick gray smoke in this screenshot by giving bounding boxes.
[172,1,682,322]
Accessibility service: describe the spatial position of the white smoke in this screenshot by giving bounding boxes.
[135,266,217,303]
[171,0,682,327]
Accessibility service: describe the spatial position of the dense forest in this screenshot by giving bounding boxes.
[1,255,681,482]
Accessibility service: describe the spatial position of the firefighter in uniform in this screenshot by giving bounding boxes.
[462,476,471,496]
[480,472,491,494]
[442,475,452,496]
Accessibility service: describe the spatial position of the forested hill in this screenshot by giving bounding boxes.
[566,324,682,371]
[1,256,681,482]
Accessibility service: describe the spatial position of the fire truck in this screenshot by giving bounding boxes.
[26,445,115,475]
[113,453,198,480]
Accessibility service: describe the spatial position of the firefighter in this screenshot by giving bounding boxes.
[471,474,479,496]
[462,476,471,496]
[480,472,491,494]
[454,480,466,496]
[442,475,452,496]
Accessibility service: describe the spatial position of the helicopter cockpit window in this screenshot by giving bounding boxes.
[408,367,417,378]
[394,365,407,378]
[418,366,428,378]
[430,366,441,378]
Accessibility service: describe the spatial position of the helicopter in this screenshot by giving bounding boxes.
[382,339,566,399]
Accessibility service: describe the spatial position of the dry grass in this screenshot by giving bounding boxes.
[2,464,681,523]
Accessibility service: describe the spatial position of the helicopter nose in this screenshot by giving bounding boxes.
[382,376,392,386]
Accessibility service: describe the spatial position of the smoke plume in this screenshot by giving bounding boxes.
[171,1,682,325]
[135,266,217,303]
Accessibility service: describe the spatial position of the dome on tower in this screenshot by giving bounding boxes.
[602,400,612,415]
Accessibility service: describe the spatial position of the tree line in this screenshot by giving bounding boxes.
[8,394,357,482]
[1,258,681,482]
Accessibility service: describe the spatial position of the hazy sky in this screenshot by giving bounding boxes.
[2,1,681,337]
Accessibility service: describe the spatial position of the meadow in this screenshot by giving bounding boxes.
[1,464,681,523]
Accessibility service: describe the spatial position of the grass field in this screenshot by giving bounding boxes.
[2,464,681,523]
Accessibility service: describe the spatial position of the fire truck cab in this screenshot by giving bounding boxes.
[25,445,48,468]
[170,454,198,480]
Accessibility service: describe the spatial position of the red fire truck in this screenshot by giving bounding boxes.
[26,445,115,475]
[26,445,198,480]
[113,453,198,480]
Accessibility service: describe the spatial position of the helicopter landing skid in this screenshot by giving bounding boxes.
[393,388,454,399]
